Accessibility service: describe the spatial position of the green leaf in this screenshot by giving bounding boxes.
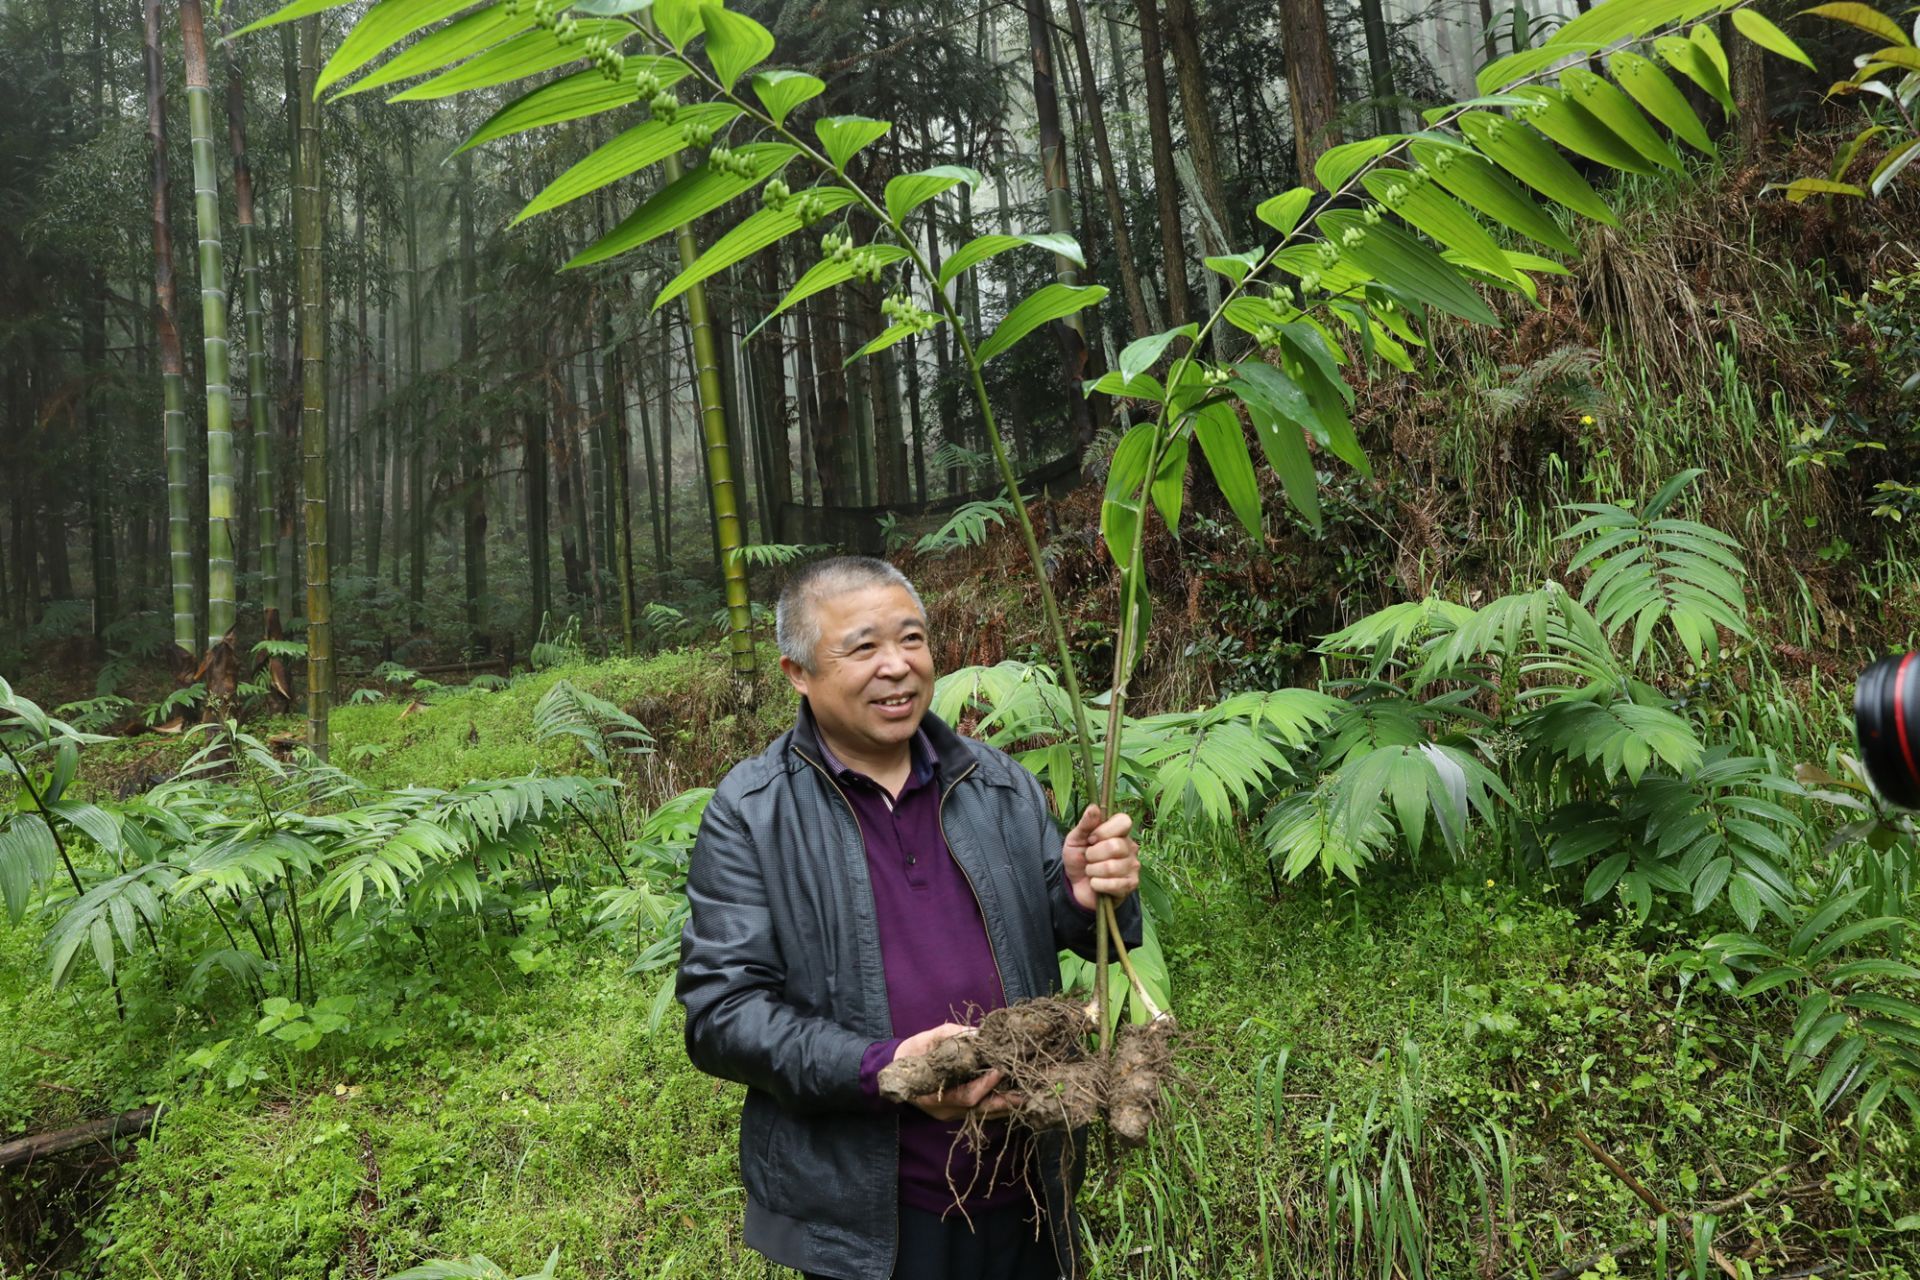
[1230,364,1321,532]
[752,69,823,125]
[1409,142,1578,257]
[976,284,1106,363]
[1101,425,1154,572]
[332,5,534,101]
[1478,43,1602,94]
[937,232,1084,289]
[392,22,635,101]
[1584,850,1630,902]
[1796,2,1911,46]
[1191,402,1262,542]
[1866,44,1920,71]
[317,0,474,95]
[1256,188,1314,234]
[749,245,912,338]
[1316,210,1502,327]
[1151,433,1187,535]
[1546,0,1726,53]
[1690,23,1733,94]
[885,165,983,225]
[0,815,57,924]
[1512,87,1661,176]
[514,101,740,223]
[566,142,798,269]
[816,115,890,172]
[231,0,352,39]
[1084,369,1167,400]
[458,66,654,152]
[846,321,935,365]
[1361,171,1525,286]
[1733,9,1815,67]
[1557,69,1685,170]
[652,0,705,50]
[1870,137,1920,198]
[1608,51,1716,155]
[1654,35,1735,114]
[1779,177,1869,202]
[654,188,858,309]
[1459,111,1618,227]
[1204,249,1264,285]
[701,4,774,88]
[1117,324,1197,388]
[1315,136,1403,189]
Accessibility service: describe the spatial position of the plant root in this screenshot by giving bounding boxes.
[1107,1015,1176,1148]
[877,997,1092,1105]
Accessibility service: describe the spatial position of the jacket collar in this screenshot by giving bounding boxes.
[790,698,987,787]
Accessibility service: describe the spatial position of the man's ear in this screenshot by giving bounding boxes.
[779,655,810,697]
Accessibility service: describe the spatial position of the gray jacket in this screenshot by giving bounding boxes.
[676,705,1141,1280]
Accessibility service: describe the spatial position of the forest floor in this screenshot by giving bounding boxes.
[3,650,1916,1279]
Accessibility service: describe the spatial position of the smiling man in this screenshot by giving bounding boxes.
[677,556,1141,1280]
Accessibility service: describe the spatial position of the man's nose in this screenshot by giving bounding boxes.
[875,644,912,678]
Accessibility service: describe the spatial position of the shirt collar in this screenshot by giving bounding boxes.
[810,709,939,790]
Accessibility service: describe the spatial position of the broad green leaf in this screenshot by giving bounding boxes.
[1410,141,1579,256]
[701,4,774,88]
[1547,0,1726,52]
[1609,51,1716,155]
[1734,9,1815,67]
[885,165,983,225]
[1315,136,1403,189]
[1833,124,1889,181]
[1869,45,1920,71]
[333,5,534,101]
[1277,327,1366,472]
[1191,402,1262,542]
[652,0,705,50]
[976,284,1107,362]
[1797,2,1911,45]
[0,815,57,923]
[318,0,473,95]
[1361,171,1525,286]
[392,22,634,101]
[1256,188,1314,234]
[654,188,859,309]
[574,0,651,11]
[1316,210,1501,326]
[1870,137,1920,197]
[1690,23,1733,93]
[1102,424,1154,571]
[1272,243,1373,295]
[752,69,824,125]
[1557,69,1684,170]
[1655,35,1734,114]
[458,67,651,152]
[566,142,798,269]
[937,232,1083,289]
[1221,296,1293,338]
[514,101,741,223]
[1204,249,1264,284]
[1513,87,1660,176]
[1459,111,1618,227]
[1117,324,1198,385]
[1778,177,1868,201]
[1231,363,1321,532]
[816,115,890,172]
[231,0,351,39]
[1478,43,1599,94]
[1084,369,1167,400]
[751,244,912,335]
[846,321,934,365]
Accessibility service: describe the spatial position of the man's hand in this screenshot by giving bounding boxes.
[1063,804,1140,911]
[890,1023,1020,1121]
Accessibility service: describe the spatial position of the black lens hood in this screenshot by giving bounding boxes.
[1856,652,1920,810]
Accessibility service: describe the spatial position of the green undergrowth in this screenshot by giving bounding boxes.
[34,840,1912,1279]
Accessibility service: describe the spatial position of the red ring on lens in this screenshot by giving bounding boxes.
[1897,652,1920,790]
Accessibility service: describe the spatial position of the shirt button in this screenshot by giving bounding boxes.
[907,855,917,865]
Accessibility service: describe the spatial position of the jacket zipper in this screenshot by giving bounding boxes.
[937,761,1009,1003]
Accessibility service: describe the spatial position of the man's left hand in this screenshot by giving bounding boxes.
[1063,804,1139,911]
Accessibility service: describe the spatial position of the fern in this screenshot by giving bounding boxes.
[389,1249,559,1280]
[1561,469,1749,667]
[914,497,1012,557]
[533,680,653,767]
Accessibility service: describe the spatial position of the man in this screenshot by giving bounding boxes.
[677,556,1142,1280]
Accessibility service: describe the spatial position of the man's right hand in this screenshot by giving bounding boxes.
[890,1022,1020,1122]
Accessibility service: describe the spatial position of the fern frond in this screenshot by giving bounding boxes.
[914,498,1012,557]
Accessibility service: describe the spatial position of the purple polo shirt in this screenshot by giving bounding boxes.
[817,726,1030,1215]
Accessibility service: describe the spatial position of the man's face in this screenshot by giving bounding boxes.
[781,583,935,760]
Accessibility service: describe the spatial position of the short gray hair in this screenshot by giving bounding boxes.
[776,556,926,671]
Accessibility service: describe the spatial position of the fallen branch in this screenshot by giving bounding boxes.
[1574,1130,1739,1279]
[0,1105,164,1170]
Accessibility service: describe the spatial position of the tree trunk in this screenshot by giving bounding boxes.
[1358,0,1399,133]
[637,333,665,597]
[458,156,488,654]
[524,396,550,640]
[225,26,278,642]
[402,126,425,633]
[1726,13,1768,156]
[1133,0,1192,328]
[296,15,331,761]
[1023,0,1098,451]
[1161,0,1233,245]
[1280,0,1342,186]
[807,292,855,509]
[607,341,635,655]
[1064,0,1150,339]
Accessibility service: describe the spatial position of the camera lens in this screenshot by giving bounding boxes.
[1855,652,1920,810]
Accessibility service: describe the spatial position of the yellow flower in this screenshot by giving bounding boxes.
[1579,414,1596,426]
[1485,879,1496,889]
